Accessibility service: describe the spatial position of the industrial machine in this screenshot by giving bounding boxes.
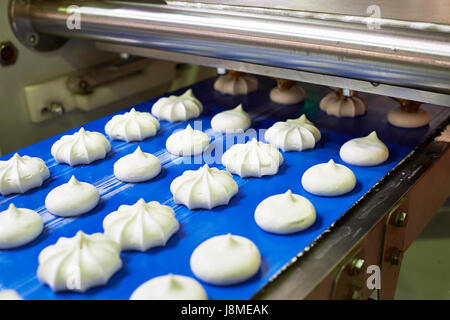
[1,0,449,300]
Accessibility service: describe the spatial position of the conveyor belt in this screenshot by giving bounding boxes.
[1,77,449,300]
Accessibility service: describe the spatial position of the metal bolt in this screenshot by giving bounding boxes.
[78,80,90,93]
[217,67,226,75]
[349,258,365,275]
[342,88,354,97]
[0,42,18,66]
[120,52,129,60]
[27,33,37,45]
[390,248,403,265]
[393,211,408,228]
[351,287,363,300]
[41,103,65,117]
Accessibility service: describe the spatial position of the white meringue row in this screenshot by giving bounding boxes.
[131,234,262,298]
[130,233,263,298]
[47,89,203,167]
[33,202,265,295]
[37,196,182,293]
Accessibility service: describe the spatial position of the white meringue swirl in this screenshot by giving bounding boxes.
[45,175,99,217]
[166,125,210,156]
[254,190,316,234]
[105,108,160,142]
[211,104,251,133]
[190,234,261,285]
[221,138,283,177]
[264,115,321,152]
[103,198,179,252]
[0,153,50,196]
[170,164,238,209]
[0,204,44,249]
[130,274,207,300]
[340,131,389,166]
[301,159,356,196]
[37,231,122,292]
[151,89,203,122]
[113,147,161,183]
[51,128,111,166]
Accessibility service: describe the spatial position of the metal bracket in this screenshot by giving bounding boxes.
[378,198,408,300]
[9,0,67,51]
[330,246,367,300]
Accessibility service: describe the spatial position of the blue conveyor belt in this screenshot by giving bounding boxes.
[0,77,449,300]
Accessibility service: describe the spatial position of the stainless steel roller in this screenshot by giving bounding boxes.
[9,0,450,103]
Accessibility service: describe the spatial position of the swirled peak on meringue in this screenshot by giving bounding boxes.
[103,198,179,251]
[151,89,203,122]
[37,231,122,292]
[113,147,161,183]
[221,138,283,177]
[0,204,44,249]
[45,175,99,217]
[170,164,238,210]
[166,125,210,156]
[105,108,160,142]
[130,274,207,300]
[0,153,50,196]
[340,131,389,166]
[51,128,111,166]
[265,115,321,152]
[211,104,251,133]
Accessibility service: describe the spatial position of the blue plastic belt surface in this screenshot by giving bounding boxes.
[1,77,449,300]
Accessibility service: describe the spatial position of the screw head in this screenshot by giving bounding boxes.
[78,80,91,93]
[349,258,365,275]
[27,33,38,45]
[41,102,65,117]
[394,211,408,228]
[390,248,403,265]
[351,287,363,300]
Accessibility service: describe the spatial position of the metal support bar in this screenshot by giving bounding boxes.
[8,0,450,103]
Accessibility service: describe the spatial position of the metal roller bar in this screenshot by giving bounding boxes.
[9,1,450,100]
[173,0,450,26]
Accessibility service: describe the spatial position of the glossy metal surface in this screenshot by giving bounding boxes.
[176,0,450,25]
[9,1,450,98]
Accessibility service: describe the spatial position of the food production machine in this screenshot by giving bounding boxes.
[1,0,449,300]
